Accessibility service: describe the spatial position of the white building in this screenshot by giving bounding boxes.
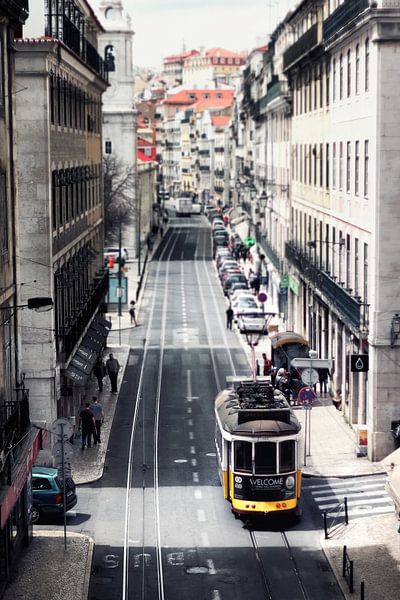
[95,0,137,251]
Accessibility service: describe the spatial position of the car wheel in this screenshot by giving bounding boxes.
[31,506,41,524]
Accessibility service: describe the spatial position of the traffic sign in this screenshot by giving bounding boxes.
[280,274,289,288]
[52,441,74,463]
[257,292,268,303]
[350,354,369,372]
[291,358,333,370]
[50,418,74,441]
[301,367,319,387]
[298,387,316,406]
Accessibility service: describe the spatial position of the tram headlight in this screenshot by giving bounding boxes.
[285,476,295,489]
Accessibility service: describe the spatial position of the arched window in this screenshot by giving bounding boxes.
[355,44,360,94]
[339,54,343,100]
[347,49,351,97]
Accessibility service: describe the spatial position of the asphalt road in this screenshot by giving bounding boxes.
[68,217,344,600]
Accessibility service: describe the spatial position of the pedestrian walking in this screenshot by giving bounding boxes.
[318,368,329,394]
[129,299,137,325]
[91,396,104,444]
[262,353,272,376]
[79,402,96,449]
[106,353,120,393]
[93,355,106,392]
[253,272,261,295]
[226,304,234,330]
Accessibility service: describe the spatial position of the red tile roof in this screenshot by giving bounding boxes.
[211,116,230,127]
[163,89,234,109]
[163,49,200,64]
[205,48,245,59]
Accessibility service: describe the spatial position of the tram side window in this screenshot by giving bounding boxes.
[254,442,276,474]
[215,425,223,459]
[234,441,252,473]
[279,440,295,473]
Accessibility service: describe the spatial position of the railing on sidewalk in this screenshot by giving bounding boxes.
[323,496,348,539]
[342,544,354,593]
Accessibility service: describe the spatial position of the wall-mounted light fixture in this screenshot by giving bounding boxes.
[390,313,400,348]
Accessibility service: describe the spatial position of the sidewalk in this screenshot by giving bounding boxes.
[4,219,400,600]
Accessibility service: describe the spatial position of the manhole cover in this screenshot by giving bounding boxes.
[185,566,210,575]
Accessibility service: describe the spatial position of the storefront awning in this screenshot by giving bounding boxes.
[64,314,111,386]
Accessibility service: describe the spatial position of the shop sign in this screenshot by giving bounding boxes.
[280,274,289,288]
[288,275,300,296]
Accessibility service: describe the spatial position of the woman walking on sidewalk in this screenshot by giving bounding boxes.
[93,355,106,392]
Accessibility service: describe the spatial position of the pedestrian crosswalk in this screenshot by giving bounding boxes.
[304,475,394,518]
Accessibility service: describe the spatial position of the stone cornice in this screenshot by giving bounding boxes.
[0,0,28,24]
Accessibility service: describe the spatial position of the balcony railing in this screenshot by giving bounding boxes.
[0,393,30,458]
[323,0,369,42]
[283,23,319,70]
[0,0,29,22]
[59,270,109,359]
[285,242,361,330]
[255,228,283,272]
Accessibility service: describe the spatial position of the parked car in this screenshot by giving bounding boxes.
[221,267,243,285]
[237,308,266,334]
[223,273,248,295]
[231,289,255,307]
[218,260,241,278]
[31,466,77,523]
[215,249,231,267]
[204,204,215,216]
[233,296,258,319]
[227,282,249,298]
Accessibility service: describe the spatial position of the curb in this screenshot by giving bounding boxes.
[82,535,95,600]
[302,469,387,479]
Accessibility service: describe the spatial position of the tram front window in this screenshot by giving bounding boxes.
[254,442,276,474]
[279,440,295,472]
[234,441,252,473]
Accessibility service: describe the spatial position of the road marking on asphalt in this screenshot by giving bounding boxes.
[201,532,210,546]
[197,509,206,522]
[167,552,184,566]
[194,489,202,499]
[188,418,193,426]
[128,354,139,366]
[189,431,194,439]
[187,407,192,414]
[190,445,196,454]
[211,590,221,599]
[207,559,216,575]
[191,458,197,466]
[307,476,387,490]
[174,459,188,463]
[193,472,199,482]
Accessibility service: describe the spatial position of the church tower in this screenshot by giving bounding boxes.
[95,0,137,252]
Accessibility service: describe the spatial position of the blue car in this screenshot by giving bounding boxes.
[31,466,77,523]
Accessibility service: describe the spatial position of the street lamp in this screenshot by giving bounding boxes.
[0,297,53,312]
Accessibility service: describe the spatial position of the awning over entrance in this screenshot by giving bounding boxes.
[64,314,111,386]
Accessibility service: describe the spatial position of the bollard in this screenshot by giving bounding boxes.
[344,496,348,525]
[342,545,346,577]
[323,511,328,539]
[360,580,365,600]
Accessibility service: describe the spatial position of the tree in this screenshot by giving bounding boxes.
[103,155,136,239]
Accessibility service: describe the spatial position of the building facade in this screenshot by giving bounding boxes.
[16,0,109,438]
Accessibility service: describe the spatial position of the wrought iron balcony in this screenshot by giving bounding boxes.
[0,0,29,22]
[255,228,283,272]
[283,23,319,71]
[285,241,361,330]
[59,270,109,360]
[0,392,30,458]
[324,0,369,42]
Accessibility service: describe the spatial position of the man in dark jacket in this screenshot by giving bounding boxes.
[79,402,96,450]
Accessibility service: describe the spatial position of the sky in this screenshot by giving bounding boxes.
[94,0,297,70]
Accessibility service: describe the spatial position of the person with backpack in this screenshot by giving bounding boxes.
[129,299,137,326]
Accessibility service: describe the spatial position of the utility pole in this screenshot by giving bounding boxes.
[118,214,122,317]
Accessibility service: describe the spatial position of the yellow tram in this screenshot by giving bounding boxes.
[215,377,302,518]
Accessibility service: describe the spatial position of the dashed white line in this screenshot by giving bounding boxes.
[207,559,216,575]
[191,458,197,467]
[197,509,206,522]
[193,472,199,482]
[190,445,196,454]
[201,531,210,547]
[211,591,221,600]
[188,419,193,427]
[194,489,202,499]
[187,407,192,414]
[189,431,194,440]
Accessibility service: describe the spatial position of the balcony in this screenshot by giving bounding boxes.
[255,228,283,272]
[283,23,319,71]
[59,270,109,359]
[214,146,225,153]
[0,0,29,22]
[324,0,369,42]
[0,393,30,459]
[285,242,361,330]
[199,150,210,156]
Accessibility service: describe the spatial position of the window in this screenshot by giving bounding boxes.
[332,142,337,189]
[363,243,368,320]
[365,38,369,91]
[220,57,225,64]
[319,64,323,108]
[339,142,343,190]
[338,229,343,284]
[355,44,360,94]
[279,440,295,473]
[325,224,330,272]
[32,477,52,491]
[332,226,336,277]
[309,144,312,184]
[0,171,8,253]
[0,33,4,111]
[332,58,336,102]
[346,234,351,288]
[314,66,318,110]
[234,440,252,473]
[105,140,112,154]
[255,442,276,474]
[313,145,317,186]
[300,145,303,182]
[326,143,329,189]
[354,238,359,295]
[364,140,369,197]
[355,141,359,195]
[319,143,323,187]
[339,54,343,99]
[326,61,330,106]
[346,141,351,192]
[347,49,351,97]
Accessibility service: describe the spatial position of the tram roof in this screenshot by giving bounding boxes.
[269,331,309,348]
[215,383,301,437]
